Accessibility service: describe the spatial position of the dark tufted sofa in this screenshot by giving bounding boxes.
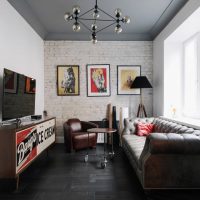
[122,117,200,189]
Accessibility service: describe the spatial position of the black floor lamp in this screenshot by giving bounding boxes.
[131,76,152,118]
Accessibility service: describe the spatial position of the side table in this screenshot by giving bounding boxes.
[86,128,117,168]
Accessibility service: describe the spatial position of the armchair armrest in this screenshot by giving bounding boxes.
[146,133,200,154]
[81,121,98,132]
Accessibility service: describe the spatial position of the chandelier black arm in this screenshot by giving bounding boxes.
[96,21,117,33]
[98,7,116,20]
[78,20,93,33]
[78,7,95,18]
[78,18,116,22]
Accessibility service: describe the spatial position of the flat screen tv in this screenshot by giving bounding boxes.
[2,68,36,121]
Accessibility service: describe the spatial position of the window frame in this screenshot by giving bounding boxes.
[182,32,200,119]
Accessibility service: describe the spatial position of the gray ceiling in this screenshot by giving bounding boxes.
[8,0,188,41]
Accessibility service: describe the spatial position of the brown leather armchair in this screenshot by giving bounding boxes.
[63,118,98,152]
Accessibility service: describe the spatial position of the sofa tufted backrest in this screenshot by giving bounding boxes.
[122,117,200,135]
[152,118,199,134]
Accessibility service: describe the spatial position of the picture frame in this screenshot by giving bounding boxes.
[117,65,141,95]
[25,77,36,94]
[4,69,18,94]
[57,65,80,96]
[86,64,110,97]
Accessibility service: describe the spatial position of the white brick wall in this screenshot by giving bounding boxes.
[44,41,153,138]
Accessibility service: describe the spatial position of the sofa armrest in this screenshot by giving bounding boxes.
[146,133,200,154]
[138,133,200,188]
[81,121,98,132]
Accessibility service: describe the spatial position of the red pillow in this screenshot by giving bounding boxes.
[136,122,154,136]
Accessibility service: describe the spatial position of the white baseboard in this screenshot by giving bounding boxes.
[56,136,64,143]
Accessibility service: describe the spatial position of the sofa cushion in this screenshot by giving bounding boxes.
[122,134,146,166]
[73,132,96,140]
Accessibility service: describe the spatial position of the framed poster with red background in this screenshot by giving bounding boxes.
[86,64,110,97]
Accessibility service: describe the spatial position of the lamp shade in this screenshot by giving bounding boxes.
[131,76,152,88]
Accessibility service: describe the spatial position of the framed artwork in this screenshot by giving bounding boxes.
[117,65,141,95]
[57,65,80,96]
[25,77,36,94]
[86,64,110,97]
[4,69,18,94]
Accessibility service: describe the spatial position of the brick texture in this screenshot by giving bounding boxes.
[44,41,153,138]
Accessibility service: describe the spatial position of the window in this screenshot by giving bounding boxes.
[183,33,200,119]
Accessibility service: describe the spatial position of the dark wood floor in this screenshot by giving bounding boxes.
[0,144,200,200]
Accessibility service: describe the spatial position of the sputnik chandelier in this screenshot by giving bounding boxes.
[64,0,130,44]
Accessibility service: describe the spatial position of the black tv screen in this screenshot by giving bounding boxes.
[2,68,36,121]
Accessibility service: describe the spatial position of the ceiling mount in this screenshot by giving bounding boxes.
[64,0,130,44]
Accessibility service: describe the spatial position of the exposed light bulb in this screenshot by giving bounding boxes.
[72,22,81,32]
[122,16,131,24]
[115,8,122,18]
[64,12,73,21]
[91,38,98,44]
[91,33,97,44]
[93,10,100,18]
[91,24,97,31]
[115,24,122,33]
[72,5,81,14]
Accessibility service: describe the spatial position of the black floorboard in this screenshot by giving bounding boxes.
[0,144,200,200]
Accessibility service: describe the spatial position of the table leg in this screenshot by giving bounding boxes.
[111,132,115,159]
[108,133,115,160]
[84,132,89,162]
[112,132,113,152]
[104,132,106,158]
[101,132,107,169]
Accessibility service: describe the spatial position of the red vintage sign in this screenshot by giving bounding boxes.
[16,119,55,174]
[16,126,37,174]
